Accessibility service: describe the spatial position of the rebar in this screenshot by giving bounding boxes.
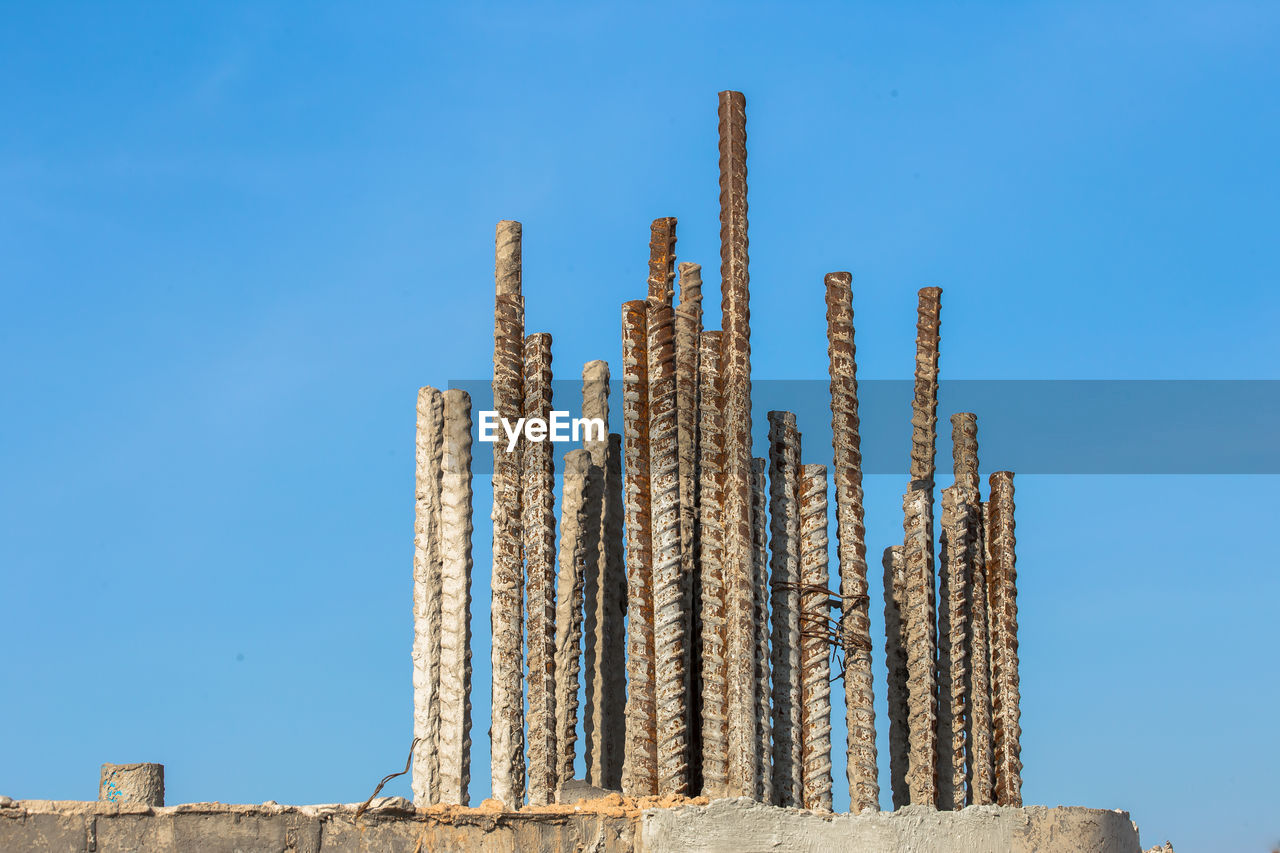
[696,329,728,797]
[648,217,677,305]
[952,413,979,493]
[718,89,758,797]
[767,410,803,807]
[621,300,657,796]
[799,463,833,813]
[554,449,593,789]
[824,271,879,812]
[582,360,625,790]
[967,492,995,805]
[988,471,1022,807]
[412,386,443,806]
[490,220,525,808]
[937,484,971,810]
[522,332,558,806]
[882,544,908,809]
[438,388,474,805]
[903,486,937,807]
[750,456,773,804]
[675,261,703,793]
[647,296,689,795]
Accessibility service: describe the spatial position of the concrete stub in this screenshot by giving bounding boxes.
[99,763,163,806]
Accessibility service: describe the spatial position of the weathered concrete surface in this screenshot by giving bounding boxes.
[639,799,1144,853]
[99,763,164,807]
[0,799,1150,853]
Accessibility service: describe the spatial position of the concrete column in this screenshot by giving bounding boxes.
[749,457,773,804]
[412,386,444,806]
[799,464,833,813]
[490,220,526,808]
[696,330,728,798]
[823,271,879,813]
[767,411,803,807]
[523,332,558,806]
[621,300,657,797]
[99,763,163,807]
[439,389,474,805]
[717,89,759,798]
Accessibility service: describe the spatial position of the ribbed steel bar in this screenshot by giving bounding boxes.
[799,463,833,813]
[967,493,995,805]
[696,330,728,797]
[621,300,657,796]
[882,544,909,808]
[717,89,758,796]
[823,271,879,812]
[767,411,803,807]
[647,296,689,795]
[750,456,773,804]
[988,471,1022,807]
[952,413,979,494]
[554,449,593,789]
[910,287,942,495]
[522,332,558,806]
[903,486,937,807]
[582,360,625,790]
[648,217,677,304]
[412,386,443,806]
[439,388,474,805]
[675,261,703,794]
[937,485,971,810]
[490,220,525,808]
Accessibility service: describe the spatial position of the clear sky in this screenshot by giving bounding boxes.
[2,3,1277,851]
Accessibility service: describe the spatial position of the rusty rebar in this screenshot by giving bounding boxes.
[647,297,689,795]
[988,471,1022,807]
[554,449,595,789]
[952,413,979,494]
[882,544,908,809]
[522,332,558,806]
[767,410,803,807]
[937,485,972,810]
[903,486,937,807]
[696,329,728,797]
[798,464,833,813]
[648,217,677,305]
[910,287,942,493]
[824,271,879,812]
[718,88,757,796]
[621,300,657,796]
[967,492,995,805]
[675,261,703,794]
[490,220,525,808]
[412,386,443,806]
[582,361,625,790]
[750,456,773,804]
[438,388,474,805]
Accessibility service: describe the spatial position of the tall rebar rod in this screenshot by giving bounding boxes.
[582,360,625,790]
[903,487,938,807]
[937,485,971,811]
[988,471,1022,807]
[648,297,689,795]
[696,329,728,797]
[412,386,444,806]
[750,456,773,804]
[882,544,909,808]
[490,220,525,808]
[439,388,474,806]
[824,271,879,812]
[554,449,593,789]
[717,88,758,797]
[767,411,803,807]
[799,463,833,813]
[621,300,658,796]
[675,261,703,794]
[522,332,558,806]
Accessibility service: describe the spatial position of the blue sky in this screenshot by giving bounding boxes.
[2,3,1277,851]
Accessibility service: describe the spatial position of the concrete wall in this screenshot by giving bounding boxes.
[0,797,1145,852]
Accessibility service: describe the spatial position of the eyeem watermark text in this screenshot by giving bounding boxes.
[479,411,606,452]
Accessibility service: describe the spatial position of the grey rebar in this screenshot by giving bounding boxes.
[439,388,474,805]
[523,332,558,806]
[767,410,803,807]
[412,386,443,806]
[717,89,758,797]
[824,271,879,812]
[490,220,525,808]
[554,448,594,789]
